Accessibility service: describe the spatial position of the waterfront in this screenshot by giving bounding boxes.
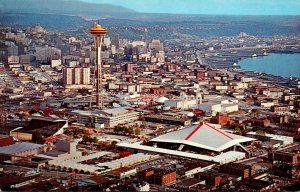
[239,53,300,78]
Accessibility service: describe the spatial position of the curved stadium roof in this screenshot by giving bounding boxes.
[151,122,255,152]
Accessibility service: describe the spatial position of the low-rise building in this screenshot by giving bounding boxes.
[194,172,221,187]
[268,151,300,165]
[271,105,289,114]
[0,174,36,189]
[0,142,45,162]
[72,107,140,128]
[164,92,202,110]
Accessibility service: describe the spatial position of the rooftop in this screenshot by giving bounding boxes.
[72,107,138,117]
[101,107,133,116]
[0,142,43,155]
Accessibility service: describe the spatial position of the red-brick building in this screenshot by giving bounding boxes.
[271,105,289,113]
[150,88,169,95]
[219,163,256,179]
[0,135,14,147]
[246,118,271,127]
[210,113,230,126]
[137,169,154,181]
[153,169,176,186]
[196,71,206,79]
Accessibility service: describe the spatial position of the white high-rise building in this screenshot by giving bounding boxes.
[103,37,111,47]
[63,67,91,89]
[81,67,90,85]
[35,46,61,62]
[73,67,82,85]
[63,67,73,85]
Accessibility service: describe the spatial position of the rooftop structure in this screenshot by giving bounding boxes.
[246,132,293,146]
[117,142,246,164]
[144,114,191,126]
[48,151,112,174]
[96,153,158,169]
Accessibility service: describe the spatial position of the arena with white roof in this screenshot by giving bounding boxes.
[151,122,255,152]
[117,122,256,164]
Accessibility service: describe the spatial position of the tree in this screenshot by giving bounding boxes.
[234,127,242,135]
[126,127,134,135]
[114,126,119,133]
[134,127,141,135]
[81,135,98,144]
[192,115,199,122]
[32,131,44,143]
[114,125,125,133]
[91,137,98,143]
[256,130,266,137]
[82,135,90,144]
[111,141,118,149]
[251,109,261,117]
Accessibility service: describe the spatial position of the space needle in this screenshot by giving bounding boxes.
[90,23,107,109]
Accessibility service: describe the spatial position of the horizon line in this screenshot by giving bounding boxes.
[2,11,300,17]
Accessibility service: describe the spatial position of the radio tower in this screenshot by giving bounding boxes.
[89,23,107,109]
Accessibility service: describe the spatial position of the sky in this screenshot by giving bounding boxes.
[81,0,300,15]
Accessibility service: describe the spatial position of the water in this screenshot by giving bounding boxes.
[239,53,300,78]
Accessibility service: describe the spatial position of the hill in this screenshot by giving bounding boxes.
[0,0,136,18]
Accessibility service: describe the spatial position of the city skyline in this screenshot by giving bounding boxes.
[82,0,300,15]
[0,0,300,190]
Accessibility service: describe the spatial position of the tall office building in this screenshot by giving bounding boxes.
[111,34,120,49]
[35,46,61,62]
[7,45,18,56]
[103,37,111,48]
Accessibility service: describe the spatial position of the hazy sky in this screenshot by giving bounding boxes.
[81,0,300,15]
